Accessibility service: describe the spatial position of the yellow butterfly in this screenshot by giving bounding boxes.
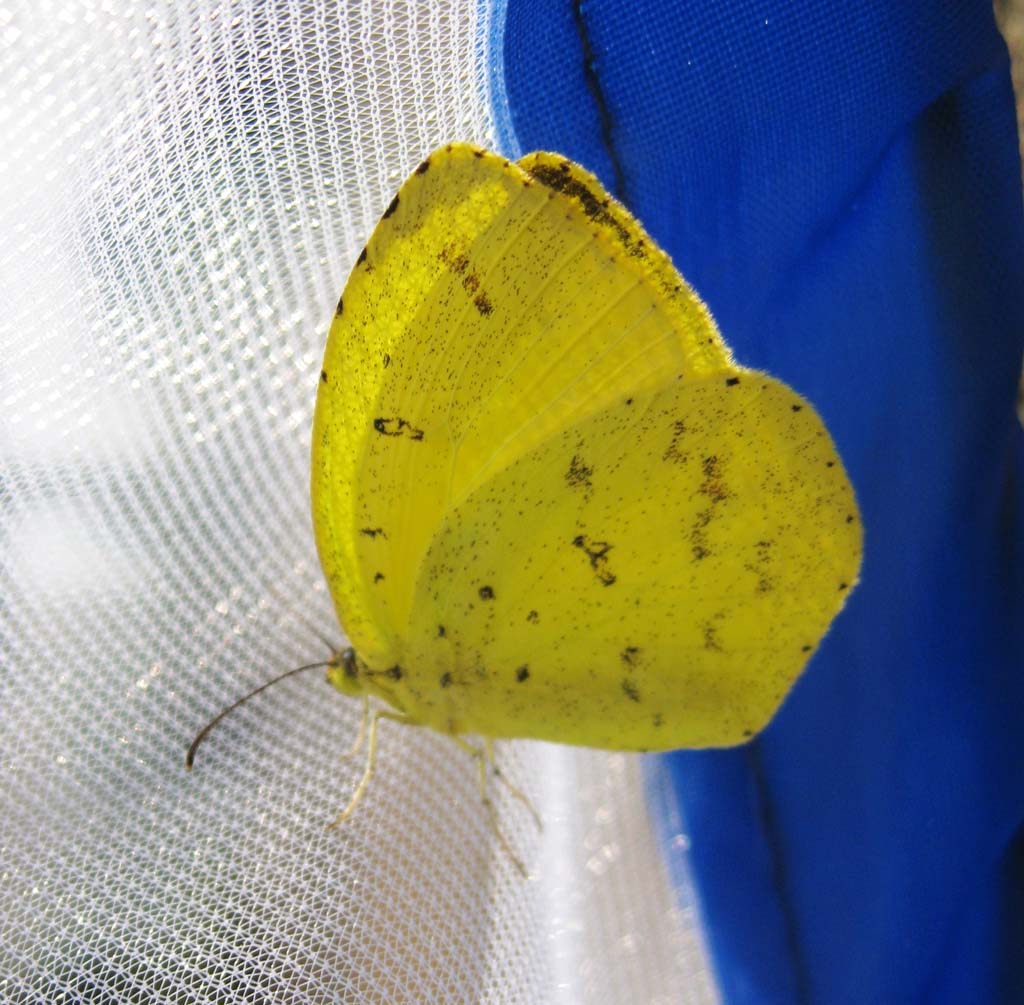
[311,143,860,768]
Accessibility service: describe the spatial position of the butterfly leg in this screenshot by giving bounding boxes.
[475,748,528,879]
[484,738,543,832]
[452,736,543,832]
[339,694,371,761]
[327,706,414,830]
[450,736,534,877]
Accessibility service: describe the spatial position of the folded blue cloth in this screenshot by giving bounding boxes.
[495,2,1024,1000]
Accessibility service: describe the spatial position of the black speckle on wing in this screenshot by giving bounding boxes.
[565,453,593,491]
[572,534,616,586]
[438,242,495,317]
[373,417,424,440]
[662,419,687,464]
[702,621,723,652]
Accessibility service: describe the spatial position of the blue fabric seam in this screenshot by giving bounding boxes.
[747,742,811,1003]
[570,0,629,202]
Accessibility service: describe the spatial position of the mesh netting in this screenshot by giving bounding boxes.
[1,2,716,1001]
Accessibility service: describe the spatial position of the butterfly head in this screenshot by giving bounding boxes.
[326,646,364,697]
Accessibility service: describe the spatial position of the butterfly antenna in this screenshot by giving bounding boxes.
[185,659,335,770]
[261,579,343,655]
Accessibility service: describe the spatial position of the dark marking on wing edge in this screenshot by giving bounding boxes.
[374,417,424,440]
[527,162,633,246]
[334,295,344,317]
[383,194,400,219]
[725,376,740,387]
[356,247,368,266]
[416,157,431,174]
[621,679,640,702]
[572,534,616,586]
[320,369,328,383]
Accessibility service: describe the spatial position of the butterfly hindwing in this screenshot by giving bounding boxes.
[403,372,861,748]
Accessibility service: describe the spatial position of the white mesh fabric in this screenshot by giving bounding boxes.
[0,2,717,1001]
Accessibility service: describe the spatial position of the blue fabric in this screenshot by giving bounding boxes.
[493,2,1024,1002]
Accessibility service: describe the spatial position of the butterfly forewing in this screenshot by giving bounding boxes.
[315,146,735,667]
